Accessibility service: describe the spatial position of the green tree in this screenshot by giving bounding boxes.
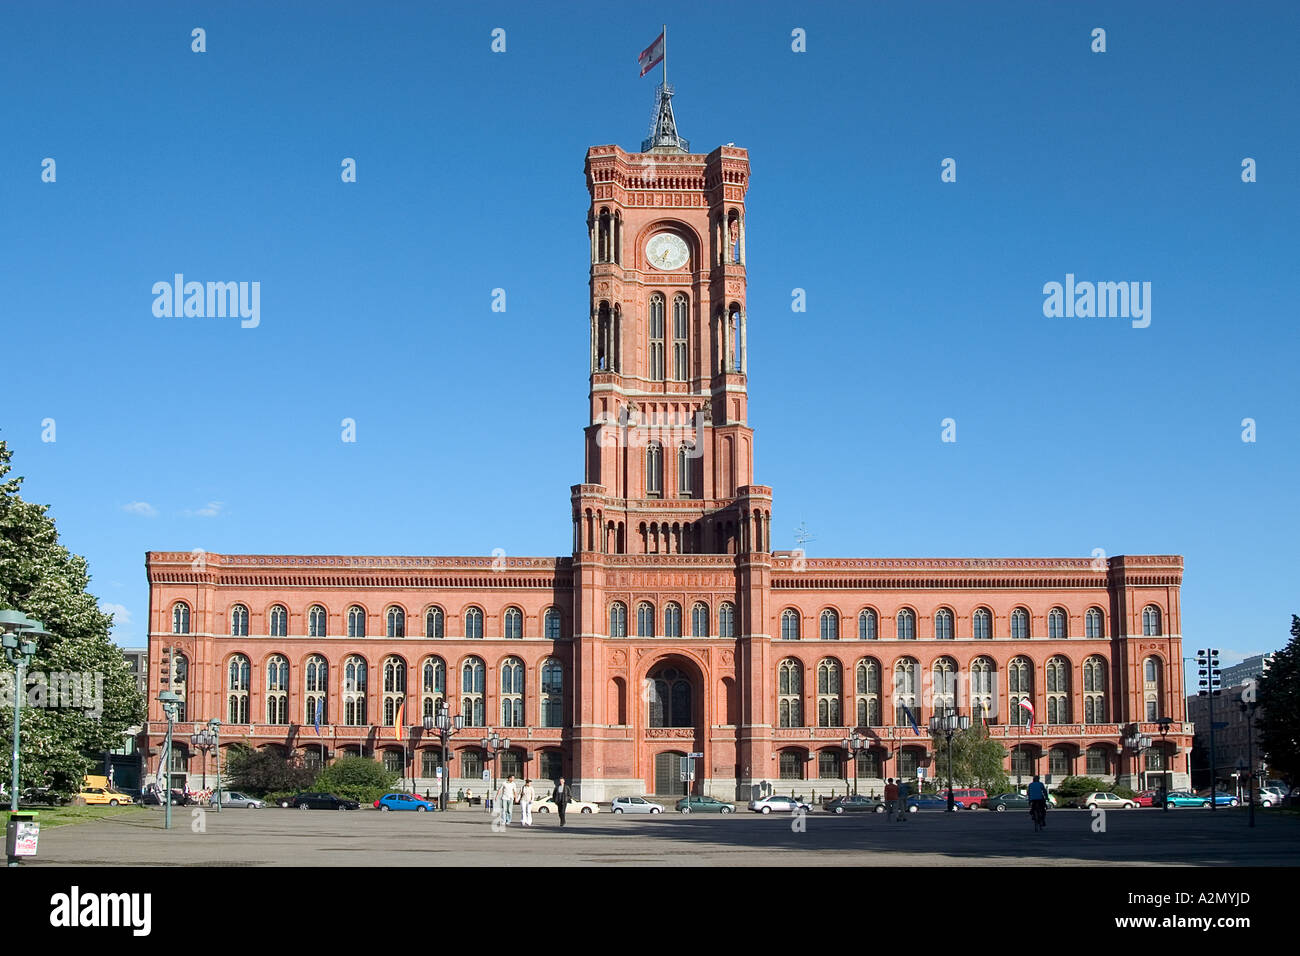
[930,721,1010,791]
[1256,615,1300,784]
[0,440,145,796]
[312,755,398,803]
[225,745,315,796]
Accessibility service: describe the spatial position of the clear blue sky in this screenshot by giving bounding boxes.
[2,2,1296,686]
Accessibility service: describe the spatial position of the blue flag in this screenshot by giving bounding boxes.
[313,698,323,736]
[903,705,921,736]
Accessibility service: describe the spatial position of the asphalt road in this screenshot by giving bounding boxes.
[23,805,1299,866]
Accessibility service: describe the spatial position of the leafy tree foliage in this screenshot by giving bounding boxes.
[225,745,315,796]
[312,755,398,803]
[928,720,1009,791]
[1256,615,1300,784]
[0,440,145,795]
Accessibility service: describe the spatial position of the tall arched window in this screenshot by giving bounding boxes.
[855,658,881,727]
[268,605,287,637]
[501,657,524,727]
[425,606,444,638]
[1046,656,1070,723]
[461,657,485,726]
[1085,608,1104,639]
[266,654,289,724]
[971,657,995,720]
[636,602,655,639]
[421,656,445,718]
[503,607,523,639]
[230,605,249,637]
[646,442,663,497]
[343,656,368,725]
[386,606,406,638]
[544,607,562,640]
[1083,655,1107,723]
[382,656,407,726]
[691,603,709,638]
[672,292,689,380]
[718,602,735,638]
[664,602,682,638]
[934,608,954,640]
[304,655,327,724]
[780,609,800,641]
[1143,656,1163,721]
[893,658,918,725]
[464,607,483,639]
[647,665,692,728]
[972,607,992,640]
[858,608,877,640]
[1142,606,1162,636]
[778,659,802,727]
[541,659,563,727]
[1008,657,1032,726]
[610,602,628,638]
[347,606,366,638]
[1011,608,1030,640]
[820,610,839,641]
[932,658,956,712]
[678,444,693,496]
[1048,608,1067,639]
[171,602,190,635]
[308,605,327,638]
[816,659,842,727]
[648,293,666,381]
[896,608,916,640]
[227,654,250,724]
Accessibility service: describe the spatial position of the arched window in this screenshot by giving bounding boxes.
[664,602,682,638]
[464,607,483,639]
[855,658,881,727]
[541,659,563,728]
[347,606,366,638]
[501,657,524,727]
[1143,656,1163,721]
[932,658,956,712]
[934,608,954,640]
[649,293,666,381]
[308,605,327,638]
[544,607,562,640]
[1083,655,1107,723]
[1085,607,1104,639]
[672,293,689,380]
[972,607,992,640]
[896,608,916,640]
[816,659,842,727]
[503,607,523,639]
[646,442,663,496]
[610,602,628,638]
[425,606,444,639]
[267,605,287,637]
[386,606,406,639]
[820,610,839,641]
[971,657,995,720]
[718,602,735,638]
[382,656,407,726]
[171,602,190,635]
[230,605,249,637]
[227,654,250,724]
[421,656,446,718]
[893,658,918,725]
[1142,606,1162,636]
[818,749,844,780]
[343,656,368,725]
[637,602,655,639]
[779,750,803,780]
[1048,608,1067,639]
[780,609,801,641]
[461,657,485,726]
[304,655,327,724]
[1010,608,1030,640]
[266,654,289,724]
[777,659,802,728]
[1046,656,1070,723]
[858,608,877,640]
[678,444,693,496]
[691,602,709,638]
[1008,657,1032,726]
[647,665,692,728]
[1086,746,1110,776]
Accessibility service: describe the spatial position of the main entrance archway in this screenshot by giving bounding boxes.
[654,750,687,796]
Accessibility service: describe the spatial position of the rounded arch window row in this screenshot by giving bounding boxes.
[771,604,1168,640]
[607,600,738,638]
[171,601,567,640]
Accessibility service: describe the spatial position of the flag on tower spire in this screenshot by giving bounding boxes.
[638,30,665,77]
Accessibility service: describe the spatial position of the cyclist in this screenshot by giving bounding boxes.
[1027,774,1048,831]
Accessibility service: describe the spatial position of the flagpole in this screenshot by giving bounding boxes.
[662,24,667,91]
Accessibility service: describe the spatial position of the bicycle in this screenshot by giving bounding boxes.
[1030,799,1047,832]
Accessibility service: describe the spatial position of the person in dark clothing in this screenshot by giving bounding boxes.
[552,777,572,826]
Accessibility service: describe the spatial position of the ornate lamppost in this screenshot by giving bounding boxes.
[1155,716,1172,812]
[480,730,511,810]
[423,702,465,811]
[840,732,868,796]
[1,610,45,820]
[190,727,216,791]
[929,708,971,812]
[1239,699,1257,829]
[157,691,182,830]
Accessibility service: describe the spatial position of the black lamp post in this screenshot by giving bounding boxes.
[190,728,216,791]
[1239,700,1257,829]
[480,730,511,810]
[423,702,464,811]
[1155,716,1172,813]
[840,732,867,796]
[929,709,971,812]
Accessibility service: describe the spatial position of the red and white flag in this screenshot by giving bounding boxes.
[638,31,665,76]
[1018,698,1035,731]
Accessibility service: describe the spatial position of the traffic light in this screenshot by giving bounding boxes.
[1195,648,1221,697]
[159,645,172,687]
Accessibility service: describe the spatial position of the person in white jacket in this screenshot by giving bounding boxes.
[520,779,536,827]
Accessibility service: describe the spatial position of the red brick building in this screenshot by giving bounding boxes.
[142,94,1192,801]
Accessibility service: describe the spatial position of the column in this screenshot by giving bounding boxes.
[739,215,746,265]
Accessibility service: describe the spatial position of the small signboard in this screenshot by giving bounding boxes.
[687,752,704,758]
[679,772,694,782]
[680,756,691,774]
[435,767,443,778]
[481,770,490,781]
[916,768,927,780]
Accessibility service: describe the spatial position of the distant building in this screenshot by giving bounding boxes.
[121,647,148,696]
[1219,653,1275,689]
[1186,683,1266,792]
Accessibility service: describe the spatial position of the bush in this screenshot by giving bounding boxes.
[226,746,316,797]
[1052,775,1113,799]
[312,756,398,804]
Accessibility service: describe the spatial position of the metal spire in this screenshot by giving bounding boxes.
[641,26,688,152]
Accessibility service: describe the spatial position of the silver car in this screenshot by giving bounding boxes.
[209,790,265,809]
[610,796,663,814]
[747,795,812,814]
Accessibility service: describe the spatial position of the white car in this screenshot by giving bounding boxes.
[1079,791,1137,810]
[209,791,265,808]
[747,795,812,814]
[532,794,598,814]
[1257,787,1285,807]
[610,796,662,814]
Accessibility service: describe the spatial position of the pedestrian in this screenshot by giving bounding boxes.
[457,787,465,806]
[520,778,536,827]
[552,776,572,826]
[897,778,911,821]
[466,786,474,808]
[884,778,899,820]
[497,774,517,826]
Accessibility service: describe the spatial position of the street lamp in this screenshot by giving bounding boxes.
[928,709,971,812]
[190,728,216,791]
[840,732,868,796]
[1122,727,1152,799]
[1239,699,1257,829]
[208,719,222,812]
[2,609,46,866]
[480,731,511,810]
[423,702,465,811]
[1155,716,1172,813]
[157,691,182,830]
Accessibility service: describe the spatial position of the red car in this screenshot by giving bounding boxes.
[1134,789,1160,807]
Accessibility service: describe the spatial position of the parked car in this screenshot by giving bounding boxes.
[905,794,951,812]
[22,786,64,806]
[532,794,598,814]
[78,786,133,806]
[676,795,735,814]
[374,792,433,812]
[611,796,662,814]
[209,791,265,809]
[1194,789,1239,807]
[824,794,885,814]
[747,794,812,814]
[1075,792,1137,810]
[1163,791,1209,808]
[1264,779,1290,796]
[286,792,360,810]
[985,792,1031,812]
[1256,787,1284,807]
[937,787,988,809]
[1134,789,1161,808]
[142,788,192,806]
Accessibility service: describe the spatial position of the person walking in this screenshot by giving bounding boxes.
[520,778,536,827]
[457,787,465,806]
[466,787,474,808]
[1027,773,1048,831]
[897,779,911,821]
[884,778,899,820]
[497,774,517,826]
[552,776,572,827]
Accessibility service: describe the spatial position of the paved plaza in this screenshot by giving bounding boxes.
[24,806,1299,867]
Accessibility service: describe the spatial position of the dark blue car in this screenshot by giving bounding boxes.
[906,794,950,812]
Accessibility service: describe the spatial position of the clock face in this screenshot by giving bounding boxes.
[646,233,689,271]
